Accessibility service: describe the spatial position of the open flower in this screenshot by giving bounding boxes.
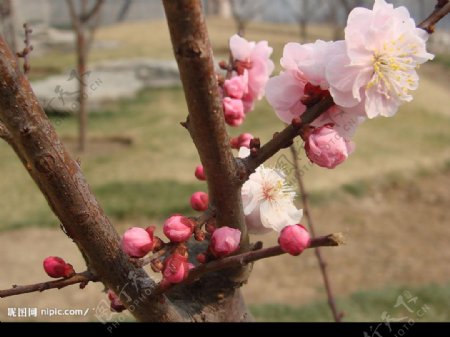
[229,34,274,111]
[326,0,434,118]
[240,148,303,234]
[266,40,365,141]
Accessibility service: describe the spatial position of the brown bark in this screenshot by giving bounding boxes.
[0,36,187,322]
[163,0,248,246]
[163,0,253,321]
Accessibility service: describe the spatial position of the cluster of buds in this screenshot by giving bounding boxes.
[219,34,274,127]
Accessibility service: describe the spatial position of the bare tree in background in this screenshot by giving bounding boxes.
[285,0,326,41]
[0,0,16,52]
[204,0,231,17]
[325,0,367,40]
[116,0,133,22]
[66,0,105,152]
[229,0,265,36]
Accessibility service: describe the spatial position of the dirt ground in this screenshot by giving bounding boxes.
[1,168,449,322]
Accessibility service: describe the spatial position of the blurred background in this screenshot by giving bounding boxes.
[0,0,449,322]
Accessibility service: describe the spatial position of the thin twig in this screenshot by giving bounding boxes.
[80,0,105,23]
[153,233,344,295]
[289,145,344,322]
[0,271,97,298]
[241,95,334,180]
[418,0,450,33]
[16,23,33,76]
[187,232,344,282]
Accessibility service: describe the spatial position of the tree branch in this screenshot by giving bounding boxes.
[66,0,81,33]
[186,232,344,283]
[162,0,248,249]
[290,145,344,322]
[0,271,97,298]
[418,0,450,33]
[151,233,344,296]
[80,0,105,23]
[241,95,334,180]
[0,36,188,322]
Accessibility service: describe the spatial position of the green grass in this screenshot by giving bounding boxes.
[251,282,450,322]
[94,180,206,220]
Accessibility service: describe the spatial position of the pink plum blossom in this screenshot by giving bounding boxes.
[210,226,241,258]
[190,191,209,212]
[107,289,126,312]
[278,224,311,256]
[163,215,194,243]
[162,253,190,284]
[194,165,206,181]
[43,256,75,279]
[121,227,154,258]
[224,74,248,99]
[266,40,366,140]
[229,34,274,109]
[305,124,355,169]
[326,0,434,118]
[230,133,254,149]
[223,97,245,127]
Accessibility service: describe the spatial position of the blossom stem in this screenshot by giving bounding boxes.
[289,145,344,322]
[418,1,450,33]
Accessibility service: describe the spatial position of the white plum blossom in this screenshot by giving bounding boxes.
[239,147,303,234]
[326,0,434,118]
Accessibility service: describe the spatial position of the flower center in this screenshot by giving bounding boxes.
[261,180,283,201]
[367,35,419,101]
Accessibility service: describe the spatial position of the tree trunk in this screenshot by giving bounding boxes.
[0,36,188,322]
[162,0,253,321]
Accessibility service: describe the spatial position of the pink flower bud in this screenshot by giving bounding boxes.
[121,227,154,258]
[190,191,209,212]
[278,224,311,256]
[230,133,254,149]
[43,256,75,279]
[210,226,241,258]
[107,289,126,313]
[224,75,247,99]
[163,215,194,243]
[194,165,206,181]
[162,253,190,284]
[305,125,354,169]
[223,97,245,127]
